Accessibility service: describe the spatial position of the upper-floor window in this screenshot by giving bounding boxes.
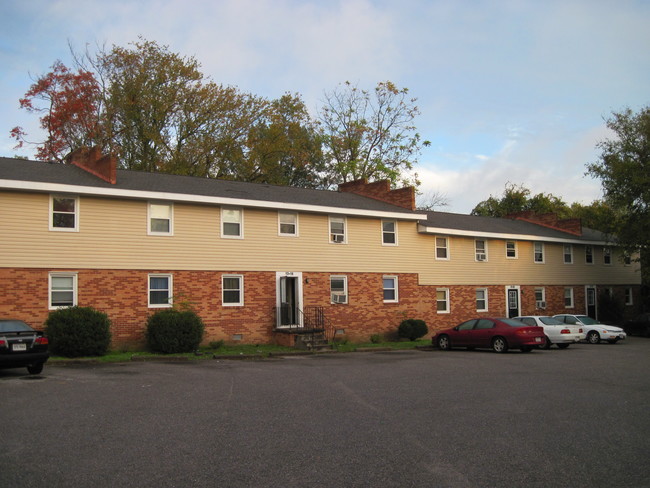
[278,212,298,237]
[382,276,398,303]
[475,240,487,262]
[222,275,244,306]
[534,242,544,263]
[476,288,488,312]
[585,245,594,264]
[330,276,348,304]
[382,220,397,245]
[506,241,517,259]
[149,274,172,308]
[49,272,77,309]
[222,208,243,238]
[148,203,173,235]
[563,244,573,264]
[436,288,450,313]
[624,254,632,266]
[329,216,346,244]
[603,247,612,265]
[50,195,79,232]
[435,237,449,260]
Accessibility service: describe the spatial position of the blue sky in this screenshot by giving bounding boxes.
[1,0,648,213]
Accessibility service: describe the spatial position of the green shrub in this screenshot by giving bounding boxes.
[209,340,225,350]
[370,334,383,344]
[397,319,428,341]
[146,309,204,354]
[45,306,112,357]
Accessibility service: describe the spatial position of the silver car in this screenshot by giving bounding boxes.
[553,314,627,344]
[515,316,583,349]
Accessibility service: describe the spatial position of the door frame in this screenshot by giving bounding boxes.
[505,285,521,318]
[276,271,303,328]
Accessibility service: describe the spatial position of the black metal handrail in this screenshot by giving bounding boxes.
[274,305,335,343]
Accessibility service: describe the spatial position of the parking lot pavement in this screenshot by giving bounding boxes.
[2,338,650,488]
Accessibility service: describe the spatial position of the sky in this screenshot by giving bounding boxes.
[1,0,648,213]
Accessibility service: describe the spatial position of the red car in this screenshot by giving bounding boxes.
[433,317,545,353]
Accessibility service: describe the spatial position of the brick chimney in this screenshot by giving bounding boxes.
[508,211,582,236]
[66,147,117,184]
[338,178,416,211]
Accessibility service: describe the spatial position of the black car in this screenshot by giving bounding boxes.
[0,319,49,374]
[622,313,650,337]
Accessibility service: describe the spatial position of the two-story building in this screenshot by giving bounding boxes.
[0,148,641,347]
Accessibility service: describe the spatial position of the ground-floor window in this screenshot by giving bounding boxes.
[383,276,398,303]
[436,288,450,313]
[222,275,244,306]
[49,272,77,309]
[476,288,487,312]
[564,287,574,308]
[330,276,348,304]
[149,274,172,308]
[625,288,633,306]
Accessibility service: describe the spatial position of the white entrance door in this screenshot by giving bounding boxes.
[506,286,521,318]
[276,272,303,327]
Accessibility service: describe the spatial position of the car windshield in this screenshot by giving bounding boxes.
[501,318,527,327]
[0,320,34,333]
[577,316,599,325]
[539,317,564,325]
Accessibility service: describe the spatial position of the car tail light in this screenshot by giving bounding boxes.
[34,337,49,345]
[0,339,6,347]
[560,329,571,334]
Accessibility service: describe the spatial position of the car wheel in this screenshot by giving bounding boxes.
[538,336,551,350]
[437,335,451,351]
[586,331,600,344]
[492,337,508,353]
[520,346,533,352]
[27,362,44,375]
[557,343,570,349]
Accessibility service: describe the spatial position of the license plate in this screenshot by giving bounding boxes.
[535,337,542,342]
[12,343,27,352]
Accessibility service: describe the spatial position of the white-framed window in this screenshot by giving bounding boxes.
[222,207,243,238]
[585,245,594,264]
[603,247,612,265]
[535,288,546,309]
[564,287,574,308]
[436,288,450,313]
[148,202,173,235]
[50,195,79,232]
[435,237,449,260]
[49,272,78,309]
[329,216,346,244]
[382,220,397,246]
[278,212,298,237]
[563,244,573,264]
[475,239,488,262]
[149,274,172,308]
[382,276,398,303]
[330,276,348,304]
[624,254,632,266]
[506,241,517,259]
[534,242,545,263]
[625,288,633,306]
[222,275,244,306]
[476,288,488,312]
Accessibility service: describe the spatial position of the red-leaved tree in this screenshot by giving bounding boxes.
[11,60,102,162]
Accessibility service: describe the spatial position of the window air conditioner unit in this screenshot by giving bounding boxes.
[331,234,345,243]
[536,301,546,309]
[477,254,486,261]
[332,294,347,304]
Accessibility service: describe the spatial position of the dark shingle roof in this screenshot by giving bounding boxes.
[420,211,609,243]
[0,157,419,216]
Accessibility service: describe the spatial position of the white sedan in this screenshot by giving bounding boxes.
[514,316,583,349]
[553,314,627,344]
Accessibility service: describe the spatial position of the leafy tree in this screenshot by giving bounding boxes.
[587,105,650,258]
[10,60,101,162]
[471,182,571,218]
[318,81,429,188]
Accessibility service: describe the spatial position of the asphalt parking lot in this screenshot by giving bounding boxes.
[2,338,650,488]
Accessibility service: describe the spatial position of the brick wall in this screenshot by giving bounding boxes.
[0,268,641,348]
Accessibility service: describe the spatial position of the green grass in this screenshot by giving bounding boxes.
[48,339,430,363]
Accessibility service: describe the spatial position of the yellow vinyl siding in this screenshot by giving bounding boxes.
[0,191,641,286]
